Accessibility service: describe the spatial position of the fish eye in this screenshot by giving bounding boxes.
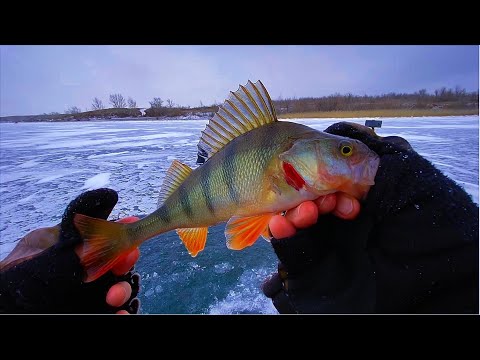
[340,143,353,157]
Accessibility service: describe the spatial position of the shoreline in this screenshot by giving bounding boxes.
[279,108,479,119]
[1,109,478,123]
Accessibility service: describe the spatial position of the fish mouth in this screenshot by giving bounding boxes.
[353,153,380,186]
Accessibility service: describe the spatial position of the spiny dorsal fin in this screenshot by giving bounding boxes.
[197,80,277,162]
[157,160,192,208]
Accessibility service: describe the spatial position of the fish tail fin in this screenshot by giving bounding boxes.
[74,213,131,283]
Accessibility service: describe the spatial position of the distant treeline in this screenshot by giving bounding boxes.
[1,86,478,123]
[140,86,479,117]
[143,106,217,118]
[273,87,479,114]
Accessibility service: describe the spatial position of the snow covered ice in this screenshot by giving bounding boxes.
[0,116,478,313]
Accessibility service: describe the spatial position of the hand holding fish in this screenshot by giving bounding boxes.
[268,192,361,239]
[99,217,140,314]
[0,189,141,314]
[263,122,479,314]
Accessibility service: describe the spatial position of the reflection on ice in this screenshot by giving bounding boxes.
[393,134,449,143]
[87,151,130,159]
[208,268,278,314]
[18,194,36,204]
[81,173,111,190]
[36,173,70,184]
[18,160,41,168]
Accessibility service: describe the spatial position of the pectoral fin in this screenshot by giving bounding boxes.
[176,227,208,257]
[225,214,274,250]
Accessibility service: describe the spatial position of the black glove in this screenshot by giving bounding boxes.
[0,188,141,314]
[263,122,479,314]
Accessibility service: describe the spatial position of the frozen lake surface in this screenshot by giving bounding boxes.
[0,115,478,313]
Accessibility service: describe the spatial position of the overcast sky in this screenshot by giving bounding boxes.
[1,45,478,116]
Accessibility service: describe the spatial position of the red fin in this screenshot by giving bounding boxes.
[282,162,305,191]
[225,214,274,250]
[176,227,208,257]
[74,213,129,283]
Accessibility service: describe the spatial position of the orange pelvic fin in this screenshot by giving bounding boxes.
[225,213,274,250]
[74,213,128,283]
[176,227,209,257]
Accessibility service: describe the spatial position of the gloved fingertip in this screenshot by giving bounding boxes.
[272,293,297,314]
[129,273,141,298]
[277,262,288,280]
[127,298,140,314]
[64,188,119,221]
[132,272,141,288]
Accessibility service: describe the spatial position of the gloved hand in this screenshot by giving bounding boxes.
[263,122,479,314]
[0,188,141,314]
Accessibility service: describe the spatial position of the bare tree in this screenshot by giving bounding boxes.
[127,97,137,108]
[166,99,175,108]
[455,85,466,96]
[109,93,127,108]
[92,97,104,110]
[66,106,82,114]
[149,97,163,108]
[418,89,427,97]
[439,87,447,98]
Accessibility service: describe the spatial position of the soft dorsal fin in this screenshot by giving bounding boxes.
[157,160,192,208]
[197,80,277,162]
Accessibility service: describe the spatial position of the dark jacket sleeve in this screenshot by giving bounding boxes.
[0,245,131,313]
[362,149,477,313]
[266,126,479,314]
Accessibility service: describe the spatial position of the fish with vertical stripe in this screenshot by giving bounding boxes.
[74,80,380,282]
